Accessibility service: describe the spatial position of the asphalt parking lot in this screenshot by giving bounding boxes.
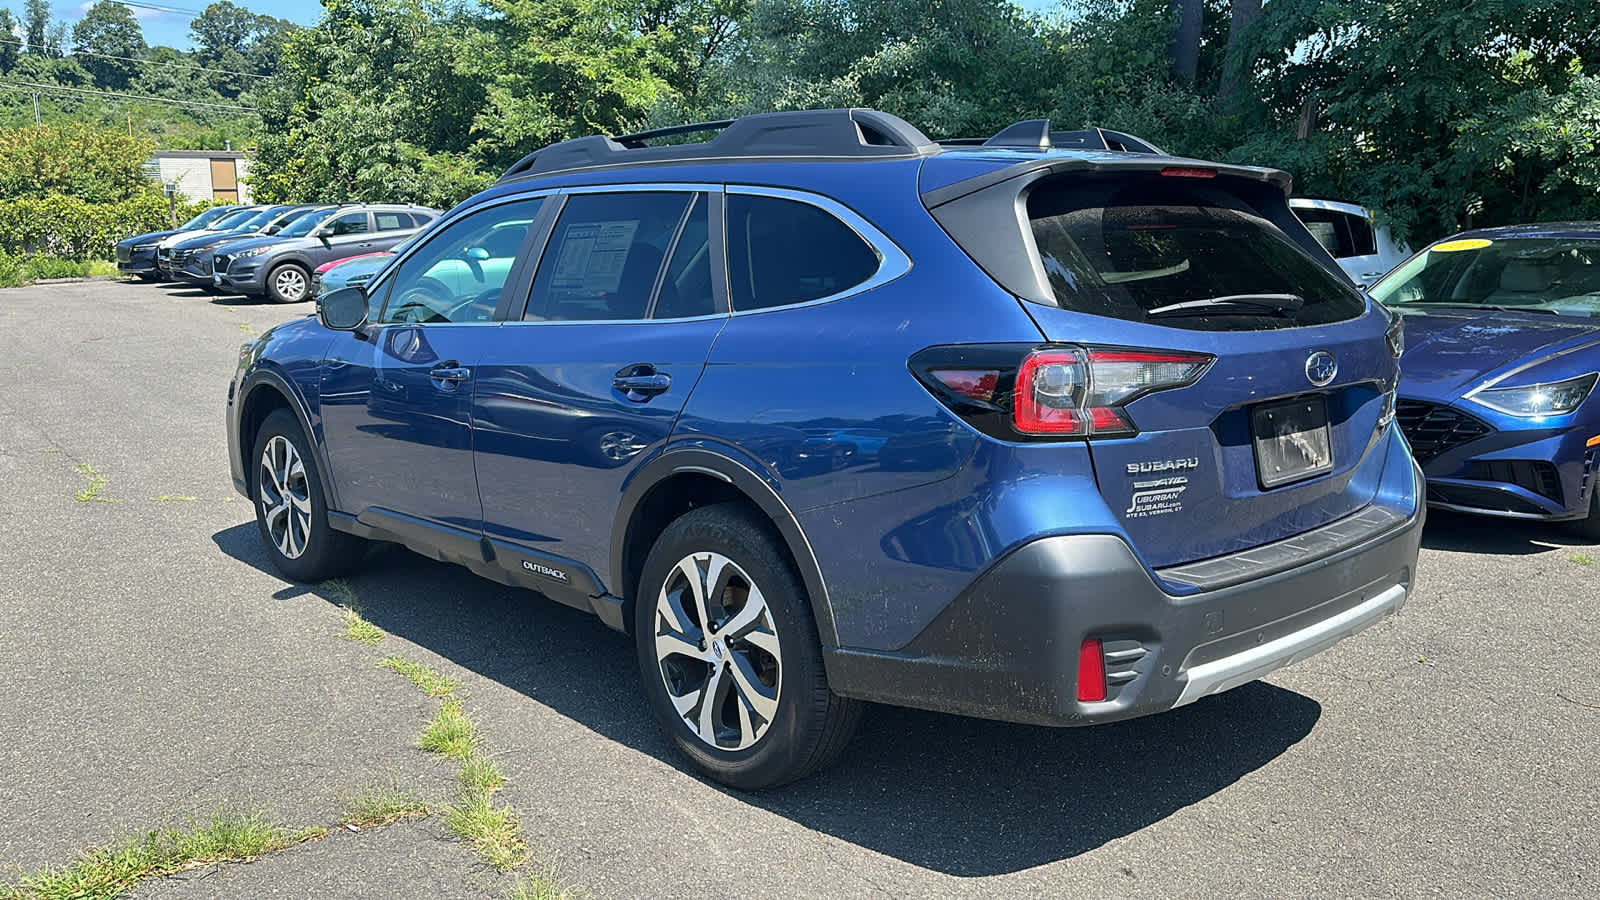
[2,279,1598,898]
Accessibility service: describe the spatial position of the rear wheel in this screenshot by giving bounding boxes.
[251,409,366,581]
[634,504,861,790]
[266,263,311,303]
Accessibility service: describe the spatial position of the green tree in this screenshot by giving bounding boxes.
[23,0,48,56]
[190,1,296,97]
[73,1,149,91]
[0,9,19,73]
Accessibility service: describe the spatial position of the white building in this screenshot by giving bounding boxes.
[146,150,253,203]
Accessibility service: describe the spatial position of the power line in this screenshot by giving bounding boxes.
[112,1,207,17]
[0,80,259,114]
[0,37,271,79]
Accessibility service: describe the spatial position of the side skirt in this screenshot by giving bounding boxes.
[327,509,628,631]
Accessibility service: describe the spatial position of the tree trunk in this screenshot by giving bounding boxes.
[1170,0,1203,86]
[1216,0,1263,114]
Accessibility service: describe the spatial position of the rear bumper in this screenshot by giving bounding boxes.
[823,463,1424,726]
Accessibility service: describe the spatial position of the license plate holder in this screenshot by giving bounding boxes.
[1252,396,1333,488]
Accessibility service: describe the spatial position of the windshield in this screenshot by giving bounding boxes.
[179,206,233,230]
[238,207,284,231]
[1372,237,1600,317]
[211,208,262,230]
[277,208,334,238]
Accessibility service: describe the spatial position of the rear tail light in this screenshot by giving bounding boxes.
[1077,639,1107,702]
[1160,166,1217,179]
[912,344,1213,441]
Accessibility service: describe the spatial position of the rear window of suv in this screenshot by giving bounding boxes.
[1027,180,1366,330]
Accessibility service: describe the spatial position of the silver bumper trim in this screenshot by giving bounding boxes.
[1172,583,1406,707]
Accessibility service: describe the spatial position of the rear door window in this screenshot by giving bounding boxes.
[525,192,692,322]
[726,194,880,311]
[374,212,406,231]
[1029,181,1367,330]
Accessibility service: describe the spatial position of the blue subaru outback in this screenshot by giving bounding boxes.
[227,109,1424,789]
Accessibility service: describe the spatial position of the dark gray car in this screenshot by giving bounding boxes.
[214,204,440,303]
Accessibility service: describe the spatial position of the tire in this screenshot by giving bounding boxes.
[250,409,366,581]
[634,504,861,790]
[266,262,312,303]
[137,272,161,283]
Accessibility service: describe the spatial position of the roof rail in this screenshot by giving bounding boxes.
[497,108,939,183]
[961,118,1166,155]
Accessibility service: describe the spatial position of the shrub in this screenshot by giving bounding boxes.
[0,123,156,204]
[0,192,208,260]
[23,257,92,280]
[0,249,25,288]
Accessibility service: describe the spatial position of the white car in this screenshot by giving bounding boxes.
[1290,198,1411,288]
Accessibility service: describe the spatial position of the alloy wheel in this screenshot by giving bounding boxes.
[653,552,783,751]
[259,434,313,559]
[274,267,307,301]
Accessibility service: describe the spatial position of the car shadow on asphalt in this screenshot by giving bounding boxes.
[213,521,1322,877]
[1421,509,1593,555]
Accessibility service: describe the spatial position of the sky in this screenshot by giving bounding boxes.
[47,0,1059,52]
[48,1,325,51]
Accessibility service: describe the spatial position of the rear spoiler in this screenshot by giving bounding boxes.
[921,157,1349,306]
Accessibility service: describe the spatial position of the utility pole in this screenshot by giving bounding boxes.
[32,93,40,125]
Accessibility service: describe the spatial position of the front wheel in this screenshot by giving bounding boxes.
[266,262,311,303]
[251,409,366,581]
[634,504,861,790]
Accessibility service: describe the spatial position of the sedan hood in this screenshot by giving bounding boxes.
[1395,307,1600,400]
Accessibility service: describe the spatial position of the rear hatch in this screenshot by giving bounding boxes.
[926,161,1401,568]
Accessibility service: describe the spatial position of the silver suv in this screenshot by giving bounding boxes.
[214,204,439,303]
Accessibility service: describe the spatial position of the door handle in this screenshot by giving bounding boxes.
[429,363,471,385]
[613,365,671,401]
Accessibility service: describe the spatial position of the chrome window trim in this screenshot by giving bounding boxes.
[367,182,910,327]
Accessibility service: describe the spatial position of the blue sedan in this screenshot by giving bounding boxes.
[1371,223,1600,536]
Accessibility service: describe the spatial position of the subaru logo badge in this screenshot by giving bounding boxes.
[1305,351,1337,387]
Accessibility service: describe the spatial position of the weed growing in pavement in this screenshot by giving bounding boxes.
[459,754,506,795]
[510,867,581,900]
[0,807,306,900]
[324,579,385,645]
[420,697,477,760]
[1571,554,1595,565]
[72,462,117,503]
[149,495,199,502]
[237,323,256,335]
[445,793,529,871]
[339,784,430,828]
[378,656,461,697]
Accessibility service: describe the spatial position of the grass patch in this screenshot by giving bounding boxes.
[86,260,117,278]
[73,462,117,503]
[340,785,429,829]
[378,656,460,698]
[341,609,384,645]
[444,793,529,872]
[324,579,384,645]
[510,868,579,900]
[0,808,300,899]
[419,698,476,760]
[459,754,505,795]
[1571,553,1595,565]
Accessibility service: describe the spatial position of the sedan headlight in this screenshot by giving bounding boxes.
[1470,373,1598,417]
[233,246,272,259]
[133,242,158,251]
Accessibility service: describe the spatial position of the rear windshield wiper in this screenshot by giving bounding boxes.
[1146,293,1305,319]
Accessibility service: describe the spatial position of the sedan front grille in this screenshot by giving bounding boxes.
[214,255,231,274]
[1395,400,1492,464]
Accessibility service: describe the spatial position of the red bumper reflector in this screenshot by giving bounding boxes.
[1077,639,1107,702]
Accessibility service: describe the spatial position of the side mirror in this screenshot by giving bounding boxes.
[319,286,370,333]
[464,247,491,261]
